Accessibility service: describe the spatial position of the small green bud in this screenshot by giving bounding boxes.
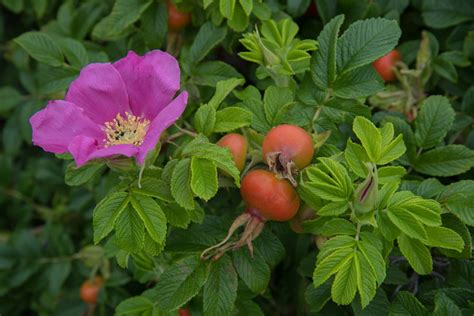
[353,163,378,217]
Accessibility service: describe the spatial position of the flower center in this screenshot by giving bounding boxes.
[103,112,150,147]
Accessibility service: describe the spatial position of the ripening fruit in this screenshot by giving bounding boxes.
[262,124,314,171]
[178,308,191,316]
[241,169,300,222]
[80,276,103,304]
[167,0,191,32]
[373,50,401,82]
[217,133,248,172]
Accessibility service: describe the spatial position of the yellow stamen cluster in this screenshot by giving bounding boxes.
[103,112,150,147]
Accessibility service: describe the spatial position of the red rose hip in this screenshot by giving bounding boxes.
[373,50,401,82]
[262,124,314,185]
[217,133,248,172]
[241,170,300,222]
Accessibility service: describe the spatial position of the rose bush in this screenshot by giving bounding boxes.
[0,1,473,315]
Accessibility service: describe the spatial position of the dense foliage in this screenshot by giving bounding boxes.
[1,0,473,315]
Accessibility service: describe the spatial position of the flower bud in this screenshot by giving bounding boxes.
[353,163,378,217]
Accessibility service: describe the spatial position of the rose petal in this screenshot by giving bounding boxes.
[137,91,188,163]
[65,63,130,124]
[30,100,103,154]
[68,135,139,167]
[113,50,180,120]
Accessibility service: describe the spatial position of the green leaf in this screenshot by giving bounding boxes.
[192,61,243,87]
[93,191,129,244]
[171,158,195,210]
[318,200,349,216]
[15,31,64,67]
[228,5,249,32]
[378,135,406,165]
[263,86,294,125]
[156,256,209,311]
[378,166,406,184]
[319,218,356,236]
[141,1,167,49]
[389,291,429,316]
[311,14,344,89]
[305,281,332,313]
[414,96,455,149]
[65,162,104,186]
[357,239,386,284]
[131,177,173,202]
[313,242,355,287]
[160,202,191,228]
[37,65,78,94]
[115,205,145,253]
[93,0,152,40]
[337,17,401,75]
[441,180,474,226]
[387,208,427,240]
[322,98,371,123]
[190,22,227,64]
[439,214,472,258]
[0,86,22,113]
[397,234,432,275]
[414,145,474,177]
[355,252,377,309]
[182,142,240,186]
[423,226,464,252]
[422,0,474,29]
[352,288,390,316]
[194,104,216,135]
[344,139,369,177]
[331,253,357,305]
[214,107,252,132]
[219,0,235,19]
[208,78,245,110]
[303,158,353,201]
[130,194,167,245]
[239,0,252,16]
[388,192,441,227]
[57,38,89,68]
[353,116,382,162]
[333,65,384,99]
[203,255,238,316]
[190,157,218,201]
[2,0,24,13]
[433,57,458,83]
[116,297,154,315]
[433,292,463,316]
[232,247,270,293]
[94,0,151,40]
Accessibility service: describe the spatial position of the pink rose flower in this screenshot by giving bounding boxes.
[30,50,188,166]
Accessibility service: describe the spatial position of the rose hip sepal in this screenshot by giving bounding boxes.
[200,170,299,260]
[30,50,188,167]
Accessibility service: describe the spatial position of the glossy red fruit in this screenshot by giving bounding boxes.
[262,124,314,170]
[178,308,191,316]
[167,0,191,32]
[217,134,248,172]
[80,276,103,305]
[241,170,300,222]
[373,50,401,82]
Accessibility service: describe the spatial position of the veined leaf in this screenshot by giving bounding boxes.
[93,191,129,244]
[337,18,401,75]
[414,96,455,149]
[190,157,218,201]
[397,234,432,275]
